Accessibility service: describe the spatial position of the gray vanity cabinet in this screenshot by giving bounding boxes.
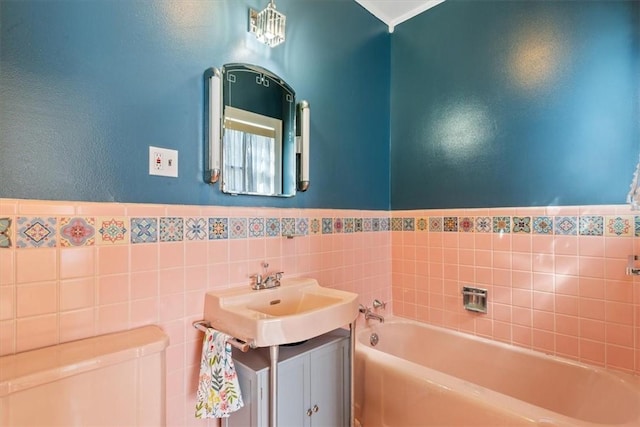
[227,329,350,427]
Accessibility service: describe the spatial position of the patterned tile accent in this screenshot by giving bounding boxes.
[579,216,603,236]
[248,218,265,238]
[512,217,531,234]
[281,218,295,236]
[266,218,280,237]
[429,217,442,232]
[229,218,247,239]
[310,218,321,234]
[533,216,553,234]
[372,218,380,232]
[343,218,355,233]
[403,218,415,231]
[416,217,428,231]
[354,218,363,233]
[443,217,458,232]
[17,217,57,248]
[605,216,632,237]
[296,218,309,236]
[334,218,344,233]
[635,216,640,237]
[130,218,158,244]
[475,217,492,233]
[493,217,510,233]
[159,217,184,242]
[363,218,373,232]
[322,218,333,234]
[391,218,403,231]
[458,217,474,233]
[0,217,12,248]
[209,218,228,240]
[60,217,95,247]
[98,217,127,245]
[185,217,207,240]
[554,216,578,235]
[379,218,390,231]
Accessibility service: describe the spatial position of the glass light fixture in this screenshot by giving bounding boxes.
[249,1,286,48]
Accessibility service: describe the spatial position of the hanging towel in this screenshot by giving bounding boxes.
[195,328,244,419]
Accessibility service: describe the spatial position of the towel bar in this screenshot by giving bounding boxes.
[192,320,253,352]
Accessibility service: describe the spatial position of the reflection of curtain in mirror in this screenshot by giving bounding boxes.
[224,129,275,194]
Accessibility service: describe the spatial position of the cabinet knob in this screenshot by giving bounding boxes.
[313,404,319,413]
[306,409,313,417]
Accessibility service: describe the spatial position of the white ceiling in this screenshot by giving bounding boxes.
[354,0,445,32]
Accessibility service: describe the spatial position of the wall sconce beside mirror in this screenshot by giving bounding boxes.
[205,64,310,197]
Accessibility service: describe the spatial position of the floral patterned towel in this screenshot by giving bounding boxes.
[195,328,244,419]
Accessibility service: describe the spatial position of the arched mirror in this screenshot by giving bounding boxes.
[205,64,309,197]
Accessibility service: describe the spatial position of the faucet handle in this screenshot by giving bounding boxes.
[358,304,368,314]
[250,274,263,288]
[372,299,386,310]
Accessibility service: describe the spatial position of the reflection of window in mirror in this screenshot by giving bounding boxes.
[223,106,283,195]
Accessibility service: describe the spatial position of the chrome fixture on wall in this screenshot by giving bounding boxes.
[627,155,640,210]
[249,0,286,48]
[296,101,310,192]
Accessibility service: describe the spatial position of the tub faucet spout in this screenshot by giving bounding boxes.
[359,304,385,323]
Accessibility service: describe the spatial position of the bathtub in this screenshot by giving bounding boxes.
[354,318,640,427]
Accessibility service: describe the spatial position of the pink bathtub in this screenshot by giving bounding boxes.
[355,318,640,427]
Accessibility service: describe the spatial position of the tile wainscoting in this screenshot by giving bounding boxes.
[0,198,391,427]
[391,205,640,376]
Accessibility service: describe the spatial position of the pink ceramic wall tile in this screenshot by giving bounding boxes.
[532,309,554,331]
[60,246,96,279]
[604,237,633,258]
[555,255,579,276]
[555,334,579,360]
[131,270,159,299]
[581,318,605,341]
[159,268,185,296]
[59,308,95,343]
[184,241,208,267]
[16,249,57,284]
[160,242,185,269]
[579,339,605,366]
[16,313,58,352]
[0,320,15,356]
[0,285,15,321]
[578,257,605,279]
[76,202,126,216]
[126,203,165,217]
[97,274,129,305]
[18,200,74,216]
[16,281,57,317]
[60,277,95,311]
[606,323,634,347]
[578,236,605,257]
[0,251,14,285]
[96,302,129,335]
[130,298,159,328]
[532,291,554,312]
[579,298,605,321]
[604,258,630,281]
[0,199,18,215]
[606,345,634,372]
[555,313,579,336]
[605,280,633,302]
[531,329,554,353]
[97,245,129,275]
[131,243,159,272]
[159,293,184,322]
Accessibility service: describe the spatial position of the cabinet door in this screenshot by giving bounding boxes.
[277,354,309,427]
[309,340,348,427]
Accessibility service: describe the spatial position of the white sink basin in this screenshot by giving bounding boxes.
[203,277,359,347]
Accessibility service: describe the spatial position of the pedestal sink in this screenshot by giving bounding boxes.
[203,277,359,347]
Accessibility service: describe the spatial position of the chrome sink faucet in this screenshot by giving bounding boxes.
[250,262,283,290]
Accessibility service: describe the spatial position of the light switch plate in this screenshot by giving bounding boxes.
[149,146,178,178]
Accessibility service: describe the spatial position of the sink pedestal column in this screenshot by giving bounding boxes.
[269,345,279,427]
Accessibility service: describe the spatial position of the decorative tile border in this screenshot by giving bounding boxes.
[1,211,638,249]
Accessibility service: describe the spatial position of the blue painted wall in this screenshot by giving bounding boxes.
[391,0,640,209]
[0,0,391,210]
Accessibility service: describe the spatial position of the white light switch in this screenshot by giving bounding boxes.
[149,146,178,178]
